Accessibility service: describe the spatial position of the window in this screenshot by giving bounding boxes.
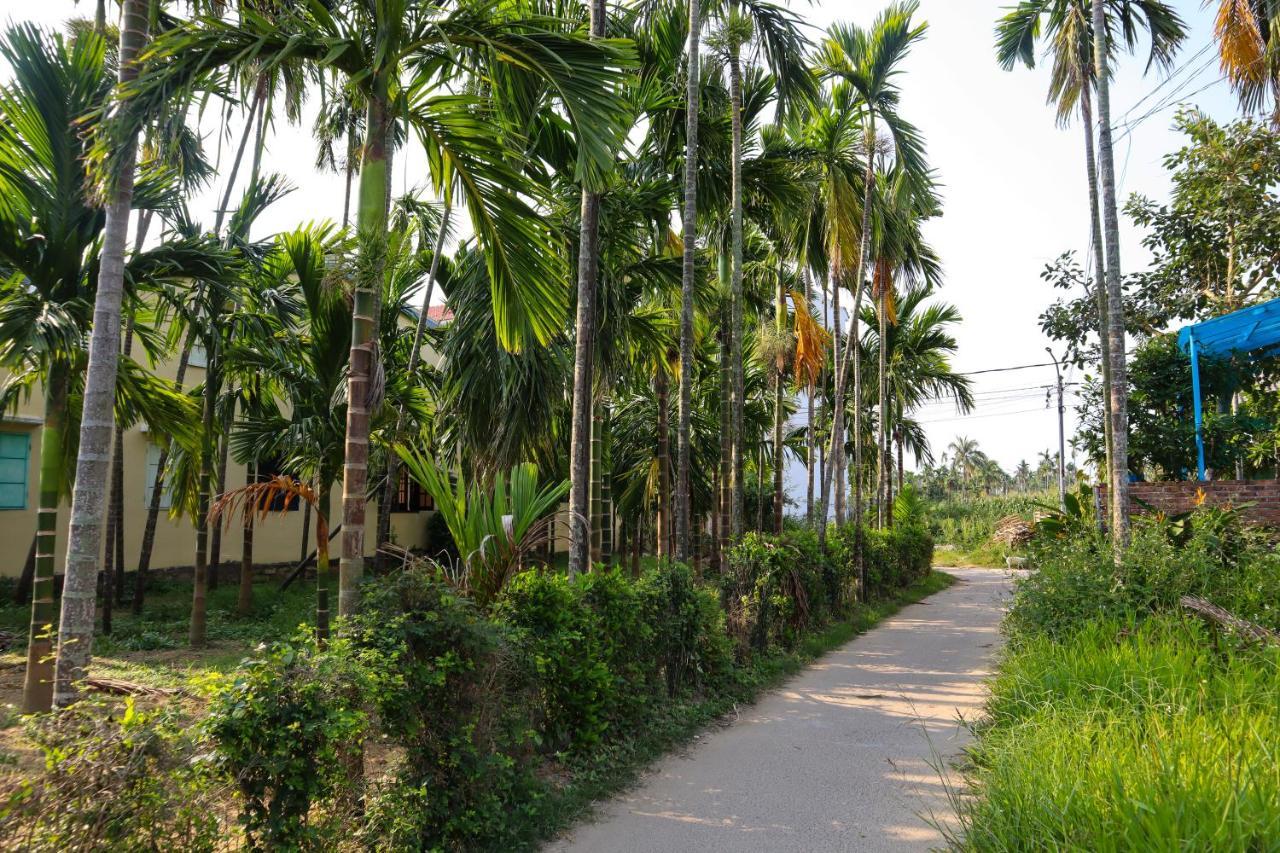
[0,432,30,510]
[254,457,299,512]
[392,467,433,513]
[143,443,174,510]
[188,341,207,368]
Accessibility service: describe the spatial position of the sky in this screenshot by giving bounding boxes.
[0,0,1246,479]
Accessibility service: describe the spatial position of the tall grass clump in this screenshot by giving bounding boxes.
[954,616,1280,851]
[954,507,1280,850]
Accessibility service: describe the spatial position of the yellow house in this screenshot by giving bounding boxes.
[0,305,449,580]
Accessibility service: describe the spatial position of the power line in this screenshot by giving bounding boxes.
[917,406,1062,425]
[957,361,1057,376]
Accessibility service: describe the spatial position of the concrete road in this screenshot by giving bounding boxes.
[545,568,1015,853]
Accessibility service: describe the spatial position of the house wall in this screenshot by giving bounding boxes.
[0,311,440,579]
[1096,480,1280,527]
[0,418,433,578]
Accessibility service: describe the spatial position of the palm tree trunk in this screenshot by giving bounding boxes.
[23,362,69,713]
[710,467,719,569]
[675,0,702,562]
[101,434,116,637]
[108,297,133,614]
[896,426,904,492]
[208,405,233,591]
[1092,0,1130,546]
[877,272,888,528]
[111,422,125,605]
[299,499,311,564]
[718,303,732,569]
[729,45,745,541]
[1080,86,1115,484]
[342,124,355,229]
[376,202,452,565]
[830,274,843,527]
[214,88,263,234]
[773,277,785,535]
[316,481,332,644]
[569,0,606,579]
[134,331,194,615]
[884,407,895,528]
[13,536,35,606]
[590,404,603,565]
[656,364,672,559]
[631,518,642,576]
[238,461,255,617]
[189,356,216,648]
[806,388,815,523]
[338,80,392,617]
[53,0,147,706]
[602,408,613,566]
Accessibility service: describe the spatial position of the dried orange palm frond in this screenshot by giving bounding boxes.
[1216,0,1267,88]
[790,289,830,390]
[210,475,326,532]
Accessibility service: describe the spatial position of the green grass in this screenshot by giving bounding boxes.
[530,570,956,844]
[952,615,1280,851]
[0,574,319,686]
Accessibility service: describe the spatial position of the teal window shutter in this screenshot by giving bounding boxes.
[0,432,30,510]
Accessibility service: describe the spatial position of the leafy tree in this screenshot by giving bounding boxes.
[1072,333,1275,479]
[1127,109,1280,321]
[0,23,223,710]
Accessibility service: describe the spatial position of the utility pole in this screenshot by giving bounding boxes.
[1046,347,1066,511]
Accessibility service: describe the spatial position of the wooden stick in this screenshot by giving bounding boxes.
[1180,595,1280,646]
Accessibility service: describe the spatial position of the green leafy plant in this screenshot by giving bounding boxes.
[204,637,373,849]
[397,451,568,606]
[1033,482,1097,539]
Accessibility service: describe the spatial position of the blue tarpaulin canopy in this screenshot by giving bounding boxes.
[1176,297,1280,479]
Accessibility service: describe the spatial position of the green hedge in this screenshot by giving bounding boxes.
[6,524,933,851]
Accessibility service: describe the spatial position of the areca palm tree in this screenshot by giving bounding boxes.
[948,436,984,489]
[0,23,224,710]
[995,0,1184,509]
[863,161,941,526]
[128,0,635,617]
[708,0,812,541]
[860,282,972,520]
[815,1,927,568]
[53,0,150,708]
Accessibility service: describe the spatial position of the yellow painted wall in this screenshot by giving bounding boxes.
[0,310,441,579]
[0,419,433,578]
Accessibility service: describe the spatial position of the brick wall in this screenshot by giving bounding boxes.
[1096,480,1280,527]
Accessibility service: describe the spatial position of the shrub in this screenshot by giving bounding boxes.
[356,566,538,850]
[576,568,659,725]
[640,561,734,696]
[1,698,225,852]
[1009,512,1280,639]
[722,533,825,653]
[205,637,371,849]
[497,571,612,753]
